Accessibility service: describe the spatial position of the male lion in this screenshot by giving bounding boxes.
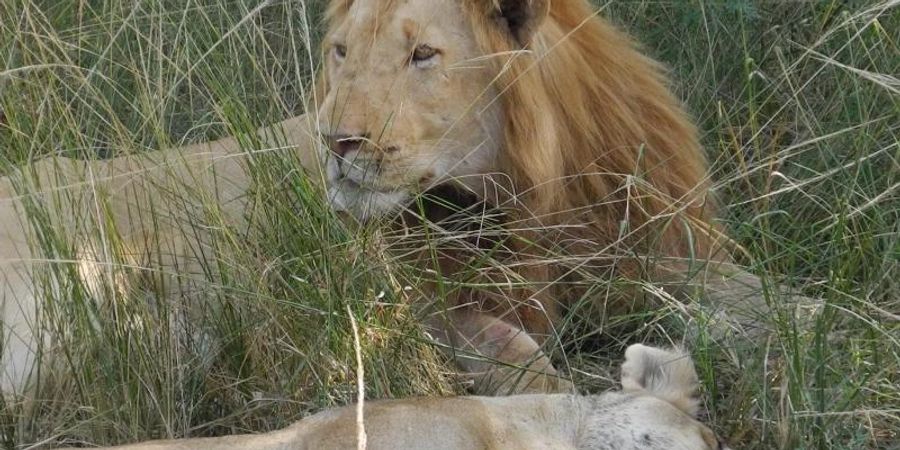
[78,345,731,450]
[315,0,797,393]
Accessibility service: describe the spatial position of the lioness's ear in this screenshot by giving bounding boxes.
[620,344,700,417]
[491,0,550,46]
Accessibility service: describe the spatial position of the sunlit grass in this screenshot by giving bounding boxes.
[602,1,899,447]
[1,0,897,448]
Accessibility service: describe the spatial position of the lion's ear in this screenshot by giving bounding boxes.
[492,0,550,46]
[620,344,701,417]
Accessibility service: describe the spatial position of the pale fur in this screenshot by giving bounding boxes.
[621,344,700,417]
[72,345,730,450]
[0,116,323,393]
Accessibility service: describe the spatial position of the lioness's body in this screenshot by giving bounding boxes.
[86,346,729,450]
[96,395,680,450]
[1,115,321,392]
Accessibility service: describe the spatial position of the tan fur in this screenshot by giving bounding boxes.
[0,116,322,393]
[621,344,700,416]
[73,346,731,450]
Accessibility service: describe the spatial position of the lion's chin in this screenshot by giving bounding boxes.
[327,179,410,221]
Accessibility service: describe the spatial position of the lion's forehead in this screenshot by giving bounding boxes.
[337,0,468,41]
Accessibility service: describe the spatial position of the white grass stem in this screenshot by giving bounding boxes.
[346,304,367,450]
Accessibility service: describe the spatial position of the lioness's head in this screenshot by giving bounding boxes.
[584,344,731,450]
[318,0,547,219]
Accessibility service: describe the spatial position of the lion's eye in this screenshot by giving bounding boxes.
[411,44,439,67]
[333,44,347,60]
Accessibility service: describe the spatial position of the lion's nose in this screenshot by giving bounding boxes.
[327,134,368,158]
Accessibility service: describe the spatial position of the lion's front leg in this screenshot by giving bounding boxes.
[427,310,573,395]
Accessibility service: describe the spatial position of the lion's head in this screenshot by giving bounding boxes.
[318,0,507,220]
[318,0,722,269]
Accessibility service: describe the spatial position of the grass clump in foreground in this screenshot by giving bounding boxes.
[1,0,897,448]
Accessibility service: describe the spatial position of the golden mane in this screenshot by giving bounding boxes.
[319,0,734,334]
[463,0,724,265]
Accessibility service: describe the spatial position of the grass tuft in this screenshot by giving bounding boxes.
[1,0,897,448]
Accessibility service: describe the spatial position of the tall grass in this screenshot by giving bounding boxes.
[602,1,899,447]
[1,0,897,448]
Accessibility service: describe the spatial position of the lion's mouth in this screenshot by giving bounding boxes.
[323,153,414,220]
[326,178,411,221]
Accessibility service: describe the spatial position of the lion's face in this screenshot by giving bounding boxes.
[319,0,503,220]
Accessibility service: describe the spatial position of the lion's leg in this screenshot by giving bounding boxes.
[427,309,573,395]
[503,265,562,344]
[656,259,822,339]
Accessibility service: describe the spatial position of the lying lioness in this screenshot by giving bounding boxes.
[1,115,323,394]
[86,345,730,450]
